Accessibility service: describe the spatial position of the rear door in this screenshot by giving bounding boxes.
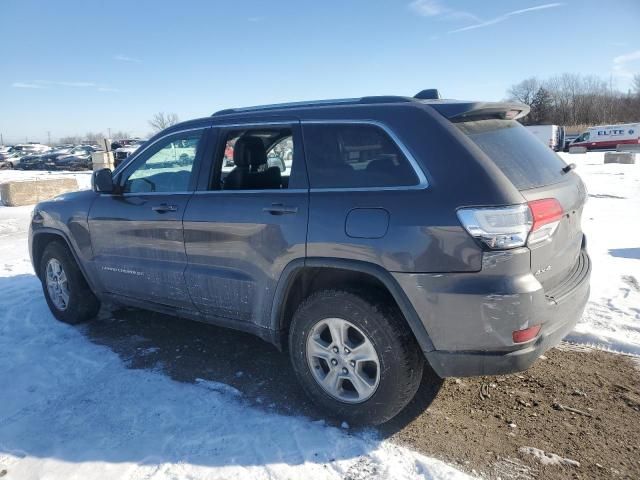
[88,126,209,308]
[455,120,587,291]
[182,120,309,328]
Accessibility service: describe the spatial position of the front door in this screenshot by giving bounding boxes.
[88,127,209,309]
[183,121,309,328]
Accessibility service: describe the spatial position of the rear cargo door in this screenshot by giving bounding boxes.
[455,120,587,293]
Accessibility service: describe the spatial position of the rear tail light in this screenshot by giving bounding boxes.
[527,198,563,245]
[457,205,532,249]
[457,198,563,250]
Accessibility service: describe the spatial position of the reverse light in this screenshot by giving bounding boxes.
[512,325,541,343]
[527,198,563,245]
[458,199,563,250]
[457,205,532,249]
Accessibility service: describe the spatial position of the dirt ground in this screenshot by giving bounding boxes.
[85,308,640,480]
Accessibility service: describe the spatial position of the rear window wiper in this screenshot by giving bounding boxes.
[561,163,576,174]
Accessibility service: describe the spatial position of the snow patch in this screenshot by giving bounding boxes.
[519,446,580,467]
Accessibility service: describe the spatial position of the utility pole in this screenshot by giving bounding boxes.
[0,133,3,146]
[47,131,51,145]
[108,127,111,139]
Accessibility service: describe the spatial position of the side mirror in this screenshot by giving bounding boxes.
[92,168,115,193]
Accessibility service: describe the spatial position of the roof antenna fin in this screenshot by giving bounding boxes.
[414,89,441,100]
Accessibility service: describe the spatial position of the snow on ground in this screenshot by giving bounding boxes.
[558,152,640,356]
[0,152,639,479]
[0,174,469,478]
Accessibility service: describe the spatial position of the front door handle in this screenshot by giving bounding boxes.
[152,203,178,213]
[263,203,298,215]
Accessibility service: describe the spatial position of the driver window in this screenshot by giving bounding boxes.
[124,132,202,193]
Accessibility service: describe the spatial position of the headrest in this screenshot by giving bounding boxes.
[233,136,267,169]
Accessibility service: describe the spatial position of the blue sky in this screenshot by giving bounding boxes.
[1,0,639,143]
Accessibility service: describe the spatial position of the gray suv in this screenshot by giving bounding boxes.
[29,91,591,425]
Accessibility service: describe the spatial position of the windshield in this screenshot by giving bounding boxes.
[455,119,568,190]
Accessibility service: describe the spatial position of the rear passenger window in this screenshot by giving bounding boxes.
[303,124,419,189]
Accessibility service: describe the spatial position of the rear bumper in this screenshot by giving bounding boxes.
[394,249,591,378]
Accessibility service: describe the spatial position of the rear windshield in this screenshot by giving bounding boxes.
[455,119,567,190]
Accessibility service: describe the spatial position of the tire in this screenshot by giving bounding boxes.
[40,241,100,324]
[6,162,13,169]
[289,289,425,425]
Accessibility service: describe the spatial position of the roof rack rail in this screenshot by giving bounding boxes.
[212,95,415,116]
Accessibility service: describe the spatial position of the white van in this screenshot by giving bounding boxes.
[524,125,565,151]
[570,123,640,151]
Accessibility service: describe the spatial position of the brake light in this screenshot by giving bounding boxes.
[457,198,563,250]
[527,198,563,245]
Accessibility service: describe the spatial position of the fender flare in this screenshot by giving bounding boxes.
[269,257,435,353]
[31,228,98,292]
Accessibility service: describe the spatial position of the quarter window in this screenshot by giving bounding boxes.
[124,133,202,193]
[303,124,419,189]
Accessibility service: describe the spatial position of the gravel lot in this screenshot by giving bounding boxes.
[88,307,640,480]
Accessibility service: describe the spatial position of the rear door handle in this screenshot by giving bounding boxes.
[152,203,178,213]
[263,203,298,215]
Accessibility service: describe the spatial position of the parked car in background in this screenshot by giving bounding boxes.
[568,123,640,151]
[563,133,579,152]
[30,91,590,425]
[0,150,22,169]
[20,147,75,170]
[113,139,145,167]
[50,145,100,170]
[524,125,565,151]
[2,144,51,169]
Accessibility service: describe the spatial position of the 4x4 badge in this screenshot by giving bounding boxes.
[534,265,552,276]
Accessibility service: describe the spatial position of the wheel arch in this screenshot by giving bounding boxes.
[31,229,94,289]
[269,258,435,354]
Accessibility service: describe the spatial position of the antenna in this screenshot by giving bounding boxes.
[414,89,441,100]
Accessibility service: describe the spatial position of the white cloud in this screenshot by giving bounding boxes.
[11,82,46,89]
[612,49,640,80]
[247,16,263,22]
[613,50,640,65]
[448,3,564,33]
[409,1,564,34]
[114,54,142,63]
[57,81,97,88]
[408,0,481,23]
[11,80,120,92]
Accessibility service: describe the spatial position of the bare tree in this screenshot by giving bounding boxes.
[84,132,105,143]
[110,130,131,140]
[149,112,179,132]
[507,77,540,106]
[633,74,640,95]
[509,73,640,127]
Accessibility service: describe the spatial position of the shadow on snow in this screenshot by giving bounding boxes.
[0,273,440,468]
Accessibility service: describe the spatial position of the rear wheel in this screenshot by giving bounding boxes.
[289,289,425,425]
[40,241,100,324]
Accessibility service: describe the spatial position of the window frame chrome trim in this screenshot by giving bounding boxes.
[192,188,307,195]
[301,119,429,192]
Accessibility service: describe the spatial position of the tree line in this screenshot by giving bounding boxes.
[56,112,180,145]
[507,73,640,129]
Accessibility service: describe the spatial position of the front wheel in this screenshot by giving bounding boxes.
[289,289,425,425]
[40,241,100,324]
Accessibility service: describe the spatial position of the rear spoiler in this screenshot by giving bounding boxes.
[426,101,530,122]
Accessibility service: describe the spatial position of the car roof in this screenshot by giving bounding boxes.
[158,92,529,139]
